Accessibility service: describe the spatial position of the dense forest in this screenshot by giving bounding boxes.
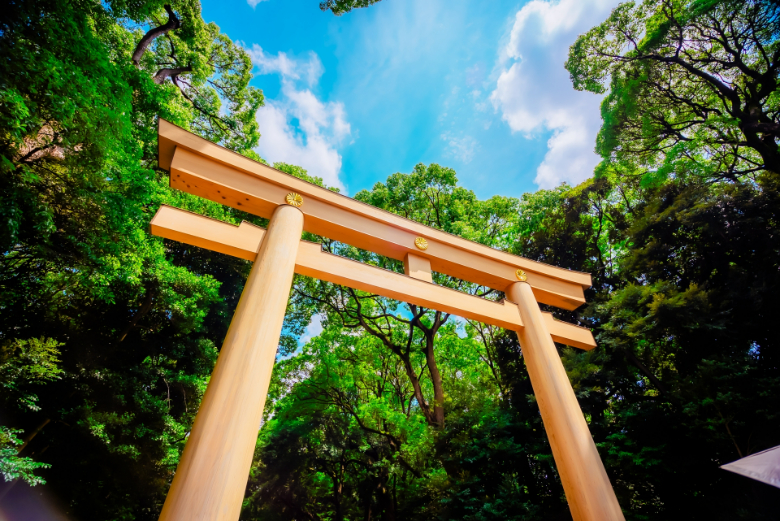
[1,0,779,520]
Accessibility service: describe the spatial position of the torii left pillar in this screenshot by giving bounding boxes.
[158,204,303,521]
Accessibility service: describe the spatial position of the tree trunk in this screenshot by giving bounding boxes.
[423,331,445,428]
[117,282,156,343]
[397,351,435,426]
[379,476,396,521]
[625,350,667,394]
[740,123,780,176]
[333,459,345,521]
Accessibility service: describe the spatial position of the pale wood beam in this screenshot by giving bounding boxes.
[158,205,304,520]
[150,205,596,350]
[158,119,591,310]
[508,281,624,521]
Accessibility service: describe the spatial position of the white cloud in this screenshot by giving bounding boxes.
[247,45,324,87]
[490,0,621,188]
[247,45,351,191]
[247,0,269,7]
[465,63,486,88]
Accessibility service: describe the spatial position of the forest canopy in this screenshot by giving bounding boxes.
[1,1,779,520]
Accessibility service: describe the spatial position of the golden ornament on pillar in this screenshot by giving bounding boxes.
[285,192,303,207]
[414,237,428,250]
[515,269,527,281]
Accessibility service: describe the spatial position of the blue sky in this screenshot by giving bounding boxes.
[201,0,622,199]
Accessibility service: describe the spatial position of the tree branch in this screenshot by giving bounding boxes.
[154,66,193,84]
[132,5,181,66]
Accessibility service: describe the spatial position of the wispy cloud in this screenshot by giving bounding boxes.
[246,44,351,191]
[246,0,269,8]
[441,133,478,164]
[490,0,621,188]
[248,46,324,87]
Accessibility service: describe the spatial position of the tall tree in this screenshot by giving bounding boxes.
[0,1,270,517]
[567,0,780,184]
[290,163,518,430]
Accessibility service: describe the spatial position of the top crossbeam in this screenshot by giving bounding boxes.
[158,119,592,310]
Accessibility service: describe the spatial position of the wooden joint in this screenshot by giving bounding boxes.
[404,253,433,283]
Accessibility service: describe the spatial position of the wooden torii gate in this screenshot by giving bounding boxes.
[150,120,625,521]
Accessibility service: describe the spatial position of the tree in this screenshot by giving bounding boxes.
[245,323,437,520]
[0,338,62,486]
[495,172,780,518]
[290,163,518,430]
[567,0,780,184]
[0,0,271,517]
[130,2,264,152]
[320,0,384,16]
[591,177,780,518]
[562,2,780,516]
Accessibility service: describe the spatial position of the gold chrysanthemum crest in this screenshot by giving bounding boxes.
[515,269,527,281]
[285,192,303,207]
[414,237,428,251]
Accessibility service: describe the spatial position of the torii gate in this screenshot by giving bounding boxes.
[150,120,625,521]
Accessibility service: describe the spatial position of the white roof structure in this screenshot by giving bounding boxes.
[721,445,780,489]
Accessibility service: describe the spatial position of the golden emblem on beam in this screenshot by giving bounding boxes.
[414,237,428,250]
[515,269,527,281]
[285,192,303,207]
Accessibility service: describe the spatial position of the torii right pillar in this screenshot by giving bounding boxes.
[507,281,625,521]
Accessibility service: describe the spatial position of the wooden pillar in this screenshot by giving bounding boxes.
[159,204,304,521]
[507,281,624,521]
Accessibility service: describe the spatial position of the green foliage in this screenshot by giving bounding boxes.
[0,337,63,411]
[320,0,384,16]
[357,163,518,248]
[559,2,780,516]
[246,162,780,519]
[131,1,264,153]
[0,0,270,517]
[274,162,341,192]
[0,338,61,486]
[566,0,780,182]
[0,426,51,486]
[1,1,778,520]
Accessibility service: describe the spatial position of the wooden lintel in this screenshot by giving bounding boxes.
[158,119,591,310]
[150,205,596,350]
